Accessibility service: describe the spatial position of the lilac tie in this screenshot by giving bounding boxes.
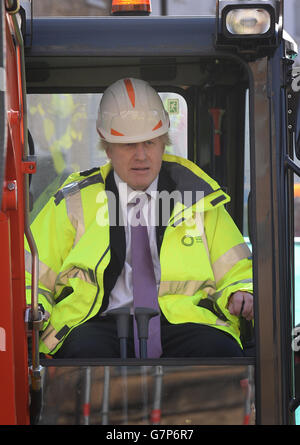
[130,195,162,358]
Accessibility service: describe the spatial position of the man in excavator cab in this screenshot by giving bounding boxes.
[25,77,253,360]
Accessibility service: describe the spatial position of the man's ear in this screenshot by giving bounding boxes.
[97,130,111,158]
[105,146,112,160]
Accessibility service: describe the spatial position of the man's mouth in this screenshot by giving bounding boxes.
[131,167,149,172]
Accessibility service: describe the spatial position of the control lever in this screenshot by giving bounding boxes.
[107,307,131,359]
[134,307,159,359]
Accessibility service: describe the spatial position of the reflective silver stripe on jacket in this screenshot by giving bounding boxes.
[25,250,57,292]
[25,250,97,296]
[209,279,253,305]
[26,285,54,306]
[54,172,103,206]
[63,187,85,247]
[54,265,97,298]
[212,243,252,284]
[159,279,216,297]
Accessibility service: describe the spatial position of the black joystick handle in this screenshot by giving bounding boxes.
[134,307,159,359]
[107,307,131,359]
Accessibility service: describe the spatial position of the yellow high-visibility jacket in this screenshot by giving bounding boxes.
[25,154,252,355]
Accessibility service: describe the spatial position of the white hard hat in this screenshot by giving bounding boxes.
[96,78,170,143]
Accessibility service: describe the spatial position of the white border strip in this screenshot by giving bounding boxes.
[0,67,6,92]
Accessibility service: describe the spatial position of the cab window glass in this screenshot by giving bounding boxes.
[243,89,251,241]
[27,92,187,219]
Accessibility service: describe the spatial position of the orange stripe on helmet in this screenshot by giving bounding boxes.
[124,78,135,108]
[111,128,125,136]
[152,120,163,131]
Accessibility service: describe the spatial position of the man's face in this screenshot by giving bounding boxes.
[106,137,165,191]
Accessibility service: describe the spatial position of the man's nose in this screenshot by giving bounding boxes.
[134,143,147,160]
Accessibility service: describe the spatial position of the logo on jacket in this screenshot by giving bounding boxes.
[181,235,203,246]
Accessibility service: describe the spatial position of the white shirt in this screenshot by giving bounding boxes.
[101,172,161,315]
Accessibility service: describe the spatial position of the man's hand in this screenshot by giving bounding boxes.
[227,291,253,321]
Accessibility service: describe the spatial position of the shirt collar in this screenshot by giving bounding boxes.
[114,171,158,206]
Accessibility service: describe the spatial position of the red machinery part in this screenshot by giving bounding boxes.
[0,8,30,425]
